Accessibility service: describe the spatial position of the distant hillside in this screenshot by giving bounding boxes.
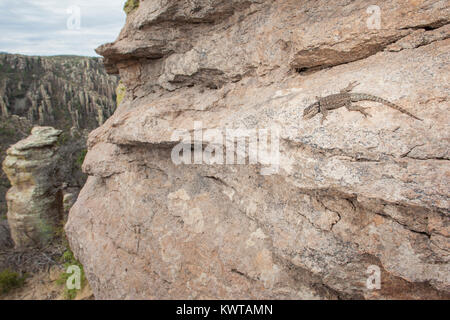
[0,53,118,130]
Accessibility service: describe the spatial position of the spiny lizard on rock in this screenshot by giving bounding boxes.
[303,81,423,124]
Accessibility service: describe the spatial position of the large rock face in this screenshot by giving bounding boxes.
[3,127,63,248]
[66,0,450,299]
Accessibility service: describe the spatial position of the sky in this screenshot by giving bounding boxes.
[0,0,127,57]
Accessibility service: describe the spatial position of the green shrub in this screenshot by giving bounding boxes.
[124,0,139,14]
[0,126,15,137]
[61,249,77,264]
[76,149,87,168]
[0,269,27,295]
[56,132,70,146]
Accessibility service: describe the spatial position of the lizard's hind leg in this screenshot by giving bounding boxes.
[341,81,360,93]
[346,103,372,118]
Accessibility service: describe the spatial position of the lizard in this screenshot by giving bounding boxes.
[302,81,423,124]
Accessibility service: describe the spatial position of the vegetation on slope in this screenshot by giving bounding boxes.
[116,81,126,106]
[0,269,27,295]
[124,0,140,14]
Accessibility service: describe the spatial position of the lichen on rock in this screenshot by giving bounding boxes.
[115,81,126,106]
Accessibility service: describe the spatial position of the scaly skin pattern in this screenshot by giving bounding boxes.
[303,81,423,124]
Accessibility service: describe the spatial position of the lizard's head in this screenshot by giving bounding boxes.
[303,102,320,120]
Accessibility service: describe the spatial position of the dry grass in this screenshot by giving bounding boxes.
[0,243,65,275]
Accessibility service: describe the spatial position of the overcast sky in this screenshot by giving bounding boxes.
[0,0,126,56]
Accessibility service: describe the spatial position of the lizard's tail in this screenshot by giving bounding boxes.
[351,93,423,121]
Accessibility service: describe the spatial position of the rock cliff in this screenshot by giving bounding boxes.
[3,127,63,248]
[66,0,450,299]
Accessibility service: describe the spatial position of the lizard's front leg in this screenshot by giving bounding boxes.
[320,105,329,124]
[346,103,372,117]
[340,81,360,93]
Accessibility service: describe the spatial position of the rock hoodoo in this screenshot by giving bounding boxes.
[66,0,449,299]
[3,126,63,248]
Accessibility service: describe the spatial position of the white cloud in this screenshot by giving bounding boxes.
[0,0,126,56]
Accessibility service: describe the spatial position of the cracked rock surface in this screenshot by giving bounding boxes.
[66,0,450,299]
